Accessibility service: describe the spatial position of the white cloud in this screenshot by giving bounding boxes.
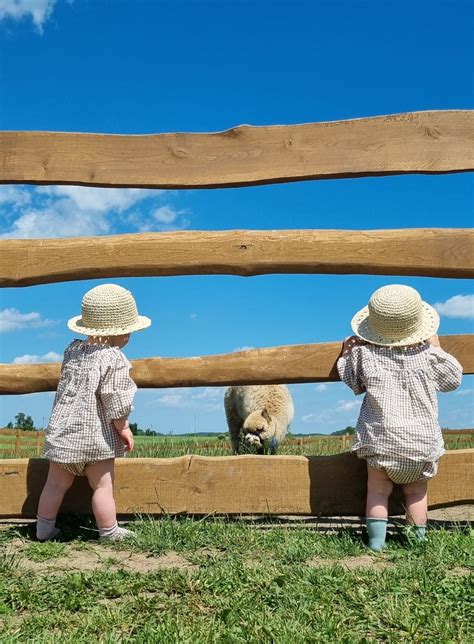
[151,205,179,224]
[13,351,62,364]
[0,0,56,31]
[149,387,223,412]
[0,308,54,332]
[433,295,474,319]
[37,186,160,214]
[301,398,361,424]
[0,186,189,239]
[232,346,255,352]
[0,186,31,208]
[335,399,362,412]
[190,313,198,320]
[137,205,190,232]
[454,388,473,397]
[315,383,328,392]
[0,206,111,239]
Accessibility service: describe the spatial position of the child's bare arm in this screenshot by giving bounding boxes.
[112,418,134,452]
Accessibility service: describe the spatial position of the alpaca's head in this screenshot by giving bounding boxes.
[243,408,274,447]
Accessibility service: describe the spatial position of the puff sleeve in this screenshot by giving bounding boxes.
[337,346,366,395]
[428,346,463,392]
[98,351,137,420]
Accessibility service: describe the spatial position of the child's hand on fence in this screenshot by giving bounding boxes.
[427,334,441,347]
[342,335,365,355]
[118,427,134,452]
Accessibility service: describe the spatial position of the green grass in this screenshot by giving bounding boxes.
[0,518,472,642]
[2,432,472,460]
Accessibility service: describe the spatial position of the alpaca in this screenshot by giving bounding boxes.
[224,385,294,454]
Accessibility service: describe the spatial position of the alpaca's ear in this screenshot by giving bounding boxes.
[261,408,271,423]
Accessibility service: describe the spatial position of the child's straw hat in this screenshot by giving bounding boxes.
[68,284,151,336]
[351,284,439,346]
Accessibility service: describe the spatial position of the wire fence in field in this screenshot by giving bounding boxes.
[0,428,473,459]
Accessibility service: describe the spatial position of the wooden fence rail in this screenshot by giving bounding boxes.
[1,334,473,394]
[1,228,473,287]
[0,450,472,518]
[1,111,473,190]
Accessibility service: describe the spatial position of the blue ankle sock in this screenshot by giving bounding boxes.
[410,525,426,542]
[366,518,387,551]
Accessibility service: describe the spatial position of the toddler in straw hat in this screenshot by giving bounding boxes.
[36,284,151,542]
[337,284,462,551]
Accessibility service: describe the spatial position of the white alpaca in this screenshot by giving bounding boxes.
[224,385,294,454]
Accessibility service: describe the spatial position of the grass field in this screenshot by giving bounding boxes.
[0,517,472,642]
[1,431,473,459]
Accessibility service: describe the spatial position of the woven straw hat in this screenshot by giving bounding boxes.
[351,284,439,346]
[68,284,151,336]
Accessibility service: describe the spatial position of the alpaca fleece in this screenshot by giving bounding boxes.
[224,385,294,454]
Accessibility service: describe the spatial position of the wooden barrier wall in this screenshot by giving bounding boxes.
[1,228,473,287]
[0,451,472,518]
[0,110,473,517]
[1,334,473,393]
[1,111,473,188]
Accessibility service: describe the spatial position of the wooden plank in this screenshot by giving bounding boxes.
[1,111,473,189]
[0,450,472,518]
[1,228,473,287]
[0,334,472,394]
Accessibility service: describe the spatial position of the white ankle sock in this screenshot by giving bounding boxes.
[99,522,135,541]
[36,516,61,541]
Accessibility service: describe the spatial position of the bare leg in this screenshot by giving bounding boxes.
[85,459,117,529]
[37,461,75,520]
[85,459,134,540]
[403,479,428,526]
[366,465,393,519]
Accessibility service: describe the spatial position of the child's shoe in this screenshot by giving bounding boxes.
[366,517,388,551]
[99,522,135,541]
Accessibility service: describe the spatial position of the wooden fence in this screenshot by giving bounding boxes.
[0,109,473,516]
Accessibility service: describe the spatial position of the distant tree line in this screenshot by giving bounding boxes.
[6,412,36,431]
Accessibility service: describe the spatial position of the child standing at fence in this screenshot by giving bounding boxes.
[337,284,462,550]
[36,284,151,541]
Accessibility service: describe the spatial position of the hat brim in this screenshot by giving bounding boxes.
[67,315,152,336]
[351,301,439,346]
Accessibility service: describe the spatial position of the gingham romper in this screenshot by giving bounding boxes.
[44,340,137,475]
[337,343,462,484]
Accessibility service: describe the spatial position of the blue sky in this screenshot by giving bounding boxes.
[0,0,473,434]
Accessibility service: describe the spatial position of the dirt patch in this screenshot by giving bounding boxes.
[2,541,196,574]
[307,555,392,570]
[449,566,471,577]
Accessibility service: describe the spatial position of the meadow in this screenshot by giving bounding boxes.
[0,516,472,642]
[1,430,473,459]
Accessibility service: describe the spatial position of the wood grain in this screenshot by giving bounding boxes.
[1,111,473,189]
[1,450,472,518]
[1,228,473,287]
[0,334,472,394]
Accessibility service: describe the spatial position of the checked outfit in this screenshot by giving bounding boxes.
[44,340,137,474]
[337,343,462,484]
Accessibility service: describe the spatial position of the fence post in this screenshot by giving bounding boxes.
[36,431,41,456]
[15,430,20,456]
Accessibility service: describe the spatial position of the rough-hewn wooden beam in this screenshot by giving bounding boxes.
[0,335,472,394]
[1,111,472,189]
[1,228,473,287]
[1,450,472,518]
